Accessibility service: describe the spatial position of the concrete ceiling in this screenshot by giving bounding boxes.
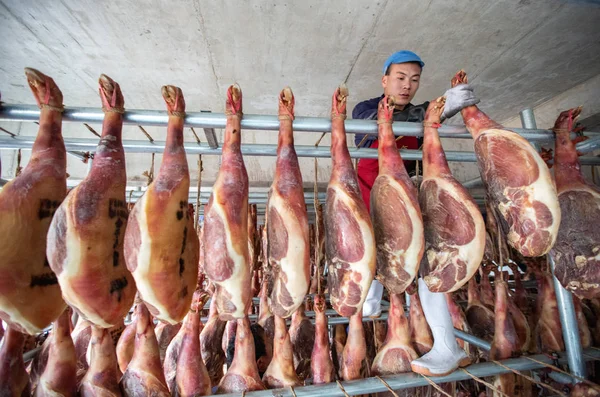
[1,0,599,188]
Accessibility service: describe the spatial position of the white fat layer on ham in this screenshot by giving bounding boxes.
[423,176,486,292]
[482,129,561,253]
[209,189,249,319]
[0,307,40,335]
[131,193,168,321]
[59,203,112,328]
[131,193,177,325]
[376,175,423,281]
[268,192,309,313]
[329,183,376,310]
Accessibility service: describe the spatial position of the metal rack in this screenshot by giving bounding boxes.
[1,102,598,395]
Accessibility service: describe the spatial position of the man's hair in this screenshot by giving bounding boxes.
[225,323,268,367]
[385,61,423,76]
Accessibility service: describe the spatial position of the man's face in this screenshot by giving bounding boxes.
[381,62,422,109]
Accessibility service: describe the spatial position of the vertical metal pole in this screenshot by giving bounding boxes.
[520,108,540,151]
[523,108,585,380]
[548,254,587,381]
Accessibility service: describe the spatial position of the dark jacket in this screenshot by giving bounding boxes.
[352,95,429,149]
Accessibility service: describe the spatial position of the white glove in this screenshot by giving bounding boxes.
[362,280,384,317]
[442,84,480,120]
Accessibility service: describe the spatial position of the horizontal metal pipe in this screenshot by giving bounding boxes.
[219,349,600,397]
[453,329,491,351]
[3,103,599,141]
[2,135,600,164]
[462,176,483,189]
[575,135,600,154]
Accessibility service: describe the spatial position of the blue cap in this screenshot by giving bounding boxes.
[382,50,424,74]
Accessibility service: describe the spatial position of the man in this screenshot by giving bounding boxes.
[355,50,479,376]
[353,50,478,212]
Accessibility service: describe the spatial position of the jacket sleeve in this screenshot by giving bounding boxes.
[352,100,378,147]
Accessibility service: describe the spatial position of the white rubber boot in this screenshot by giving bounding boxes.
[362,280,383,318]
[410,278,471,376]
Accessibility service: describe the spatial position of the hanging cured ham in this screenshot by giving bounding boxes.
[80,326,122,397]
[408,290,433,356]
[452,70,560,257]
[216,316,266,394]
[535,272,565,352]
[311,294,335,384]
[372,294,418,376]
[497,271,531,353]
[200,297,227,387]
[116,314,136,374]
[371,95,424,293]
[419,97,485,292]
[119,303,170,396]
[445,293,476,360]
[289,302,314,381]
[47,74,136,329]
[0,326,30,396]
[0,68,67,334]
[164,292,211,396]
[341,311,367,381]
[256,281,274,369]
[573,297,592,349]
[34,310,77,396]
[124,85,198,324]
[325,84,376,316]
[155,322,181,365]
[267,87,311,318]
[203,85,252,320]
[479,266,495,309]
[465,278,495,343]
[490,279,521,396]
[262,315,302,388]
[550,107,600,299]
[72,318,92,383]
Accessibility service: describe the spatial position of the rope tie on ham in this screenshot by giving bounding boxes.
[335,380,351,397]
[422,121,442,128]
[41,103,65,112]
[523,355,600,392]
[375,376,400,397]
[168,110,186,118]
[331,113,347,121]
[278,99,294,121]
[289,386,298,397]
[419,374,453,397]
[459,368,510,397]
[491,360,568,397]
[377,119,392,125]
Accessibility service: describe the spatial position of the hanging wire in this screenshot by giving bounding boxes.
[459,368,510,397]
[195,155,202,231]
[523,355,600,392]
[142,153,155,185]
[419,374,453,397]
[0,126,16,137]
[335,380,351,397]
[83,123,101,138]
[374,376,400,397]
[15,149,22,177]
[289,386,298,397]
[138,125,154,142]
[491,360,568,397]
[314,134,322,295]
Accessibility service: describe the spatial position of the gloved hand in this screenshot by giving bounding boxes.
[441,84,480,121]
